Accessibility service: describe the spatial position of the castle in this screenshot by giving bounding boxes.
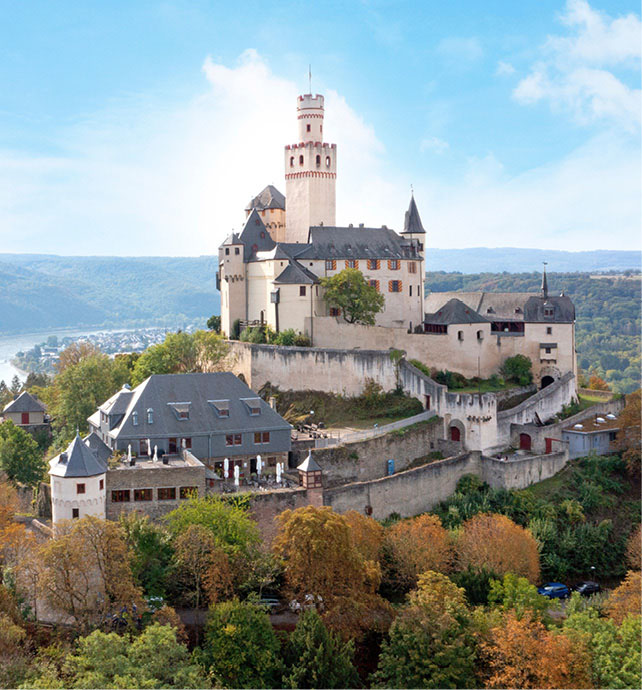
[218,90,577,390]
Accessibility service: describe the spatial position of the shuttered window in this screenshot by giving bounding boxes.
[367,259,380,270]
[369,280,380,291]
[388,260,400,270]
[389,280,402,293]
[345,259,359,269]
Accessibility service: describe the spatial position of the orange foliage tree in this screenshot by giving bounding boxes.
[456,513,540,584]
[588,375,610,391]
[384,514,454,589]
[605,571,642,625]
[0,480,19,532]
[480,611,592,689]
[613,389,641,477]
[626,524,641,570]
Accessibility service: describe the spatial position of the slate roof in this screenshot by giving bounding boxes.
[274,261,319,285]
[239,209,276,260]
[84,432,113,465]
[92,372,291,441]
[306,226,419,260]
[402,194,426,234]
[424,291,575,323]
[245,185,286,212]
[297,453,322,472]
[424,298,489,325]
[3,391,46,414]
[49,434,108,478]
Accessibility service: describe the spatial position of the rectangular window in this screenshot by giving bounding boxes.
[458,330,464,341]
[388,280,402,293]
[367,259,380,270]
[262,431,270,443]
[409,285,412,296]
[388,259,400,270]
[134,488,153,502]
[169,438,178,454]
[268,456,277,467]
[158,487,177,500]
[325,259,336,270]
[235,247,240,255]
[225,434,241,446]
[545,347,551,354]
[99,479,104,490]
[72,508,79,519]
[76,483,85,494]
[182,437,192,449]
[546,327,552,335]
[368,280,379,291]
[345,259,358,269]
[139,440,148,456]
[299,286,306,297]
[329,307,341,316]
[180,486,198,499]
[111,490,130,503]
[408,262,417,274]
[235,434,242,445]
[178,409,189,419]
[225,248,229,255]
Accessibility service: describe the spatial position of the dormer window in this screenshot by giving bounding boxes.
[242,398,262,416]
[132,411,138,426]
[147,408,153,424]
[168,402,191,420]
[514,307,522,314]
[486,307,494,314]
[209,400,230,418]
[544,305,555,318]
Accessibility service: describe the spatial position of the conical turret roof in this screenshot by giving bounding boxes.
[402,194,425,234]
[49,434,108,478]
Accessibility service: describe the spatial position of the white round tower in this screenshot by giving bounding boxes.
[49,435,107,525]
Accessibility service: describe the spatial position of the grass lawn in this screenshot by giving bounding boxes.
[453,381,518,394]
[579,392,613,404]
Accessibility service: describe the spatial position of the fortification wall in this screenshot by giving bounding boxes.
[481,450,569,490]
[291,416,447,487]
[249,487,323,543]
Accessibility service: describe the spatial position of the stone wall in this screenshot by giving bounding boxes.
[481,450,569,490]
[291,417,446,488]
[249,487,323,543]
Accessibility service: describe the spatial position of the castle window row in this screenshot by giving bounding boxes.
[225,431,270,446]
[110,486,197,503]
[321,259,417,272]
[289,154,332,168]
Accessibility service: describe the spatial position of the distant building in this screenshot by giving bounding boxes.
[2,390,47,427]
[562,413,620,459]
[87,372,291,479]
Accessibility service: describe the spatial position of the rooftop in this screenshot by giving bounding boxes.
[563,414,620,434]
[3,390,46,414]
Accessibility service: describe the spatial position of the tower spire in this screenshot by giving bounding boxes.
[541,261,549,298]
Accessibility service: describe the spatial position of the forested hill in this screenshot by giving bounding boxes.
[427,271,641,394]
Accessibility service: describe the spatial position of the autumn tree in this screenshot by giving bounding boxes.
[371,571,476,689]
[201,599,282,689]
[0,479,19,531]
[456,513,540,583]
[38,516,142,631]
[283,609,360,689]
[479,612,592,689]
[56,341,102,373]
[605,570,641,625]
[613,389,641,477]
[1,523,41,617]
[626,524,641,570]
[588,374,610,391]
[320,268,385,325]
[0,420,47,486]
[342,509,384,564]
[384,513,453,590]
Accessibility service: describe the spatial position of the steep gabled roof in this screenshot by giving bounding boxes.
[3,390,46,414]
[307,226,418,260]
[84,432,113,465]
[274,261,319,285]
[402,194,426,234]
[49,434,107,478]
[239,209,276,260]
[424,298,489,325]
[245,185,286,212]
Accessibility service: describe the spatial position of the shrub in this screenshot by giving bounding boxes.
[500,355,533,386]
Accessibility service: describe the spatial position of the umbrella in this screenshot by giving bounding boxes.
[147,439,152,456]
[153,445,158,462]
[276,462,282,484]
[234,465,240,487]
[127,444,132,462]
[256,455,262,477]
[224,457,229,479]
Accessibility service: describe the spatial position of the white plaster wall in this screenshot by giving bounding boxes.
[50,474,106,525]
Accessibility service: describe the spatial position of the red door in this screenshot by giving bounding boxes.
[519,433,532,451]
[21,412,29,425]
[545,438,553,454]
[450,426,461,442]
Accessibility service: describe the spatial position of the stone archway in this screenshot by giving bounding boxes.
[541,375,555,389]
[449,420,466,445]
[539,365,561,389]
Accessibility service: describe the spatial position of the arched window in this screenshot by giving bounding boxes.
[147,408,153,424]
[325,156,331,167]
[132,411,138,426]
[299,155,304,165]
[477,330,483,340]
[458,331,464,341]
[290,156,294,167]
[316,154,321,167]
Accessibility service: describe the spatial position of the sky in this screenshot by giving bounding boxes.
[0,0,640,256]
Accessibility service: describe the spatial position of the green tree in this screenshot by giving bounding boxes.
[206,315,221,332]
[0,420,47,486]
[499,354,533,386]
[371,572,476,689]
[283,609,360,689]
[165,495,260,558]
[487,572,551,621]
[321,268,385,325]
[200,599,281,689]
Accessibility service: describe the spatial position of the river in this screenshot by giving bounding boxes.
[0,327,141,385]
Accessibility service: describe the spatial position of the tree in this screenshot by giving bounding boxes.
[283,609,360,689]
[165,495,260,559]
[30,624,207,689]
[626,524,640,570]
[343,509,384,564]
[371,572,476,689]
[487,573,551,621]
[37,516,142,631]
[320,268,385,325]
[605,570,641,625]
[456,513,540,583]
[479,612,592,689]
[384,514,453,590]
[201,599,282,689]
[0,479,19,530]
[10,375,22,396]
[564,607,641,689]
[207,315,221,332]
[613,389,641,477]
[0,420,47,486]
[499,354,533,386]
[56,342,102,373]
[588,374,610,391]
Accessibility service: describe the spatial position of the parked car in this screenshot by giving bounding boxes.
[574,581,600,596]
[289,594,324,613]
[258,597,283,612]
[537,582,571,599]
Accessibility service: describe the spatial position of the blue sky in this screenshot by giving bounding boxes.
[0,0,640,256]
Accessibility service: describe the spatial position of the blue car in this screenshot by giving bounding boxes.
[537,582,570,599]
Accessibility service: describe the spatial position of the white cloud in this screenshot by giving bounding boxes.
[436,37,483,63]
[496,61,516,76]
[514,0,641,130]
[420,136,449,154]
